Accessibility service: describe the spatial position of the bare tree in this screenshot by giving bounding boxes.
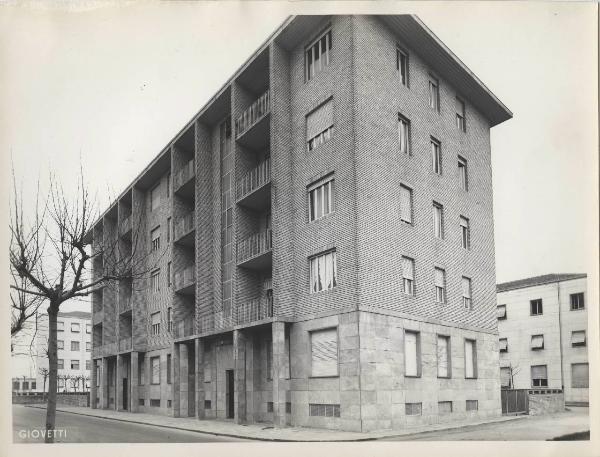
[508,363,522,389]
[9,170,158,443]
[11,274,44,339]
[39,367,50,395]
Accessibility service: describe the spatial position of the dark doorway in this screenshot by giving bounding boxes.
[226,369,234,419]
[122,378,128,410]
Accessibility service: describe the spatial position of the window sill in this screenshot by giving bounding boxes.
[309,375,339,379]
[404,375,421,379]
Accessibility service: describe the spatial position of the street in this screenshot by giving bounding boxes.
[12,405,249,443]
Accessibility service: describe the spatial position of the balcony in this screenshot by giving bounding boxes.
[92,345,102,358]
[214,311,234,332]
[119,296,132,314]
[237,230,272,270]
[174,211,195,246]
[174,159,195,198]
[118,337,132,352]
[92,309,103,325]
[236,158,271,210]
[119,215,132,238]
[197,314,214,334]
[103,342,117,356]
[235,91,270,149]
[235,297,273,326]
[174,265,195,295]
[174,320,195,339]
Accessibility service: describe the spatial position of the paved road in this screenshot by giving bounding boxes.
[12,405,249,443]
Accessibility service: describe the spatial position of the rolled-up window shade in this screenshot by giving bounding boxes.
[400,186,412,222]
[306,99,333,140]
[531,335,544,349]
[435,268,445,287]
[496,306,506,318]
[531,365,547,379]
[402,257,414,280]
[462,277,471,298]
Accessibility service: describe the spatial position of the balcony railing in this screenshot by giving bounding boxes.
[235,297,273,325]
[92,345,102,358]
[120,215,132,235]
[174,159,195,190]
[103,342,117,356]
[235,90,270,138]
[174,211,195,241]
[174,265,195,292]
[174,320,195,339]
[92,309,103,325]
[237,230,272,265]
[198,314,214,334]
[118,337,132,352]
[214,311,234,331]
[236,158,271,202]
[119,296,132,313]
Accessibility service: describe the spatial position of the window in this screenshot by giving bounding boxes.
[309,250,337,293]
[167,262,172,287]
[530,334,544,350]
[460,216,470,249]
[31,381,36,390]
[397,47,409,86]
[438,401,452,414]
[86,360,91,370]
[96,365,101,386]
[71,322,80,333]
[58,340,64,350]
[58,359,64,370]
[86,324,91,334]
[464,339,477,379]
[71,360,80,370]
[437,335,451,378]
[310,328,338,377]
[204,400,211,409]
[151,312,161,336]
[571,363,589,388]
[466,400,478,411]
[571,330,586,347]
[306,99,334,151]
[306,28,332,81]
[151,269,160,293]
[530,299,543,316]
[458,156,468,191]
[151,184,161,211]
[57,321,64,332]
[433,202,444,239]
[309,404,340,417]
[71,341,80,351]
[405,403,422,416]
[531,365,548,387]
[286,402,292,414]
[462,277,472,309]
[500,367,511,388]
[139,399,145,406]
[431,138,442,174]
[499,338,508,352]
[497,305,507,320]
[167,217,171,242]
[404,330,420,377]
[151,227,160,252]
[402,257,415,296]
[570,293,585,310]
[428,75,440,111]
[399,185,413,224]
[308,175,334,222]
[398,114,410,154]
[167,354,172,384]
[455,97,466,131]
[266,339,273,380]
[150,357,160,384]
[167,307,173,332]
[434,268,446,303]
[267,402,274,413]
[150,399,160,407]
[139,358,145,385]
[13,381,20,391]
[22,381,29,390]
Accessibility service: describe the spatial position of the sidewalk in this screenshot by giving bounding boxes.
[24,404,525,441]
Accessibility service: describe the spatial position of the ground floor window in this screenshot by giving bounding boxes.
[405,402,422,416]
[571,363,589,388]
[466,400,478,411]
[309,403,340,417]
[531,365,548,387]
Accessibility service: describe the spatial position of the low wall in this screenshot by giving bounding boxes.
[12,392,90,407]
[527,389,565,415]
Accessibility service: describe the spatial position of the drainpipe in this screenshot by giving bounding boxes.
[557,280,565,392]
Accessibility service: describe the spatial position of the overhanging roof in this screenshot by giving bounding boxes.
[497,273,587,293]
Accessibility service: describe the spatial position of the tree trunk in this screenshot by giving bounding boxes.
[45,303,59,443]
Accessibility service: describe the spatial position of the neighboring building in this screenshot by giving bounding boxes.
[497,274,589,406]
[88,15,511,431]
[12,377,38,393]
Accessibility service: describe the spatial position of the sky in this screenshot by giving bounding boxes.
[1,1,598,315]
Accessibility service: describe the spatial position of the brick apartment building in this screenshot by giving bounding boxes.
[497,274,589,406]
[88,15,512,432]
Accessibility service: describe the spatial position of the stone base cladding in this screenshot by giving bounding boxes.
[528,391,565,415]
[13,393,90,407]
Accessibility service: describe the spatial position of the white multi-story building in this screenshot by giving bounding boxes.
[496,274,589,405]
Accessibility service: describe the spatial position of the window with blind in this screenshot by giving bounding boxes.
[570,292,585,310]
[456,97,466,132]
[431,138,442,175]
[458,156,468,191]
[438,401,453,414]
[460,216,470,249]
[151,311,161,336]
[151,269,160,293]
[306,99,333,151]
[462,276,472,309]
[500,367,511,388]
[428,75,440,111]
[402,257,415,295]
[151,226,160,252]
[434,267,446,303]
[397,47,409,86]
[308,175,334,222]
[433,202,444,239]
[530,334,544,350]
[405,402,422,416]
[310,328,338,377]
[571,330,586,347]
[497,304,507,320]
[309,250,337,293]
[404,330,420,377]
[151,356,160,384]
[464,339,477,379]
[571,363,589,388]
[306,28,332,81]
[466,400,478,411]
[398,114,410,154]
[531,365,548,387]
[499,338,508,352]
[437,335,451,378]
[400,185,413,224]
[151,183,161,211]
[530,299,543,315]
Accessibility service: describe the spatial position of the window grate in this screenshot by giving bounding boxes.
[309,403,340,418]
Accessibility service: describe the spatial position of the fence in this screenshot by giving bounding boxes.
[501,389,529,415]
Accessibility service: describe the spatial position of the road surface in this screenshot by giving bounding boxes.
[12,405,249,443]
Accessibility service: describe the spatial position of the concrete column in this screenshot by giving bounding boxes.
[90,359,97,409]
[180,343,189,417]
[195,339,205,419]
[116,354,123,411]
[272,322,287,427]
[101,357,109,409]
[233,329,246,424]
[172,343,180,417]
[130,352,139,413]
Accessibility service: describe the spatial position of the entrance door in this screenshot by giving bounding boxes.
[122,378,128,411]
[226,369,234,419]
